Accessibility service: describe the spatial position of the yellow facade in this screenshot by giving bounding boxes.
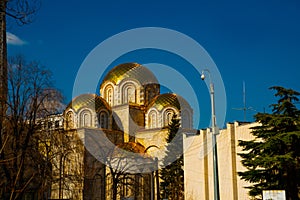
[184,122,258,200]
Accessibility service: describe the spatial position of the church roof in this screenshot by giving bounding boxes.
[115,142,152,158]
[147,93,191,112]
[66,93,110,113]
[117,142,146,154]
[101,63,158,86]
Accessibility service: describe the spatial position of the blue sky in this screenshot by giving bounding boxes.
[7,0,300,129]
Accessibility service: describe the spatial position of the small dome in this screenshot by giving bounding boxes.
[101,63,158,86]
[147,93,190,112]
[66,93,110,112]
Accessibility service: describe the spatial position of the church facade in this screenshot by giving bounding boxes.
[47,62,194,200]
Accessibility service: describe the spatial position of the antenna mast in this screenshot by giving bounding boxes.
[243,81,246,121]
[232,81,256,121]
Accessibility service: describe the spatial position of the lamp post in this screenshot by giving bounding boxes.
[201,69,220,200]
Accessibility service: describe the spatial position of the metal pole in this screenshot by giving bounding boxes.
[202,69,220,200]
[210,82,220,200]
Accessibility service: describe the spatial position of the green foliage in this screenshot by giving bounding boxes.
[238,86,300,200]
[160,114,184,200]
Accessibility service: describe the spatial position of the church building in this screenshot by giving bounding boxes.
[48,62,194,200]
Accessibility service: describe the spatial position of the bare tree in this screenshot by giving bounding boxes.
[104,142,154,200]
[0,1,40,172]
[38,126,85,200]
[0,0,41,118]
[106,146,137,200]
[0,2,41,198]
[0,55,63,200]
[81,128,154,200]
[5,0,40,24]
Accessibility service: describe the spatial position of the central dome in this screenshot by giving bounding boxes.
[101,63,158,86]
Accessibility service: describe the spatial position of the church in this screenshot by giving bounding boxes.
[47,62,194,200]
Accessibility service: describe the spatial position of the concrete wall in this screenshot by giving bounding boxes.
[184,122,259,200]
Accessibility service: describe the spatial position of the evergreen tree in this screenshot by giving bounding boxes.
[160,114,184,200]
[238,86,300,200]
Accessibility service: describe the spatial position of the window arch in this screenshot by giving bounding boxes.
[127,87,135,103]
[80,110,92,127]
[148,111,157,129]
[99,111,109,129]
[163,109,175,127]
[104,85,114,106]
[123,84,136,104]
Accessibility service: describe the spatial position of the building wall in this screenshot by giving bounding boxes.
[135,128,168,160]
[234,122,258,200]
[183,131,208,200]
[183,122,259,200]
[112,105,130,142]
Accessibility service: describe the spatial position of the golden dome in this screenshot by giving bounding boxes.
[101,63,158,86]
[66,93,110,113]
[147,93,190,112]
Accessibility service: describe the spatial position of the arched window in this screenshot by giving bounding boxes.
[104,85,113,106]
[123,84,136,104]
[66,111,74,129]
[80,110,92,127]
[148,111,157,129]
[164,109,174,127]
[83,113,90,127]
[107,88,113,106]
[126,86,136,103]
[99,111,109,129]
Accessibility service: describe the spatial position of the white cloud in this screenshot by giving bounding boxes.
[6,32,27,45]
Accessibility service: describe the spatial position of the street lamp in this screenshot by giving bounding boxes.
[201,69,220,200]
